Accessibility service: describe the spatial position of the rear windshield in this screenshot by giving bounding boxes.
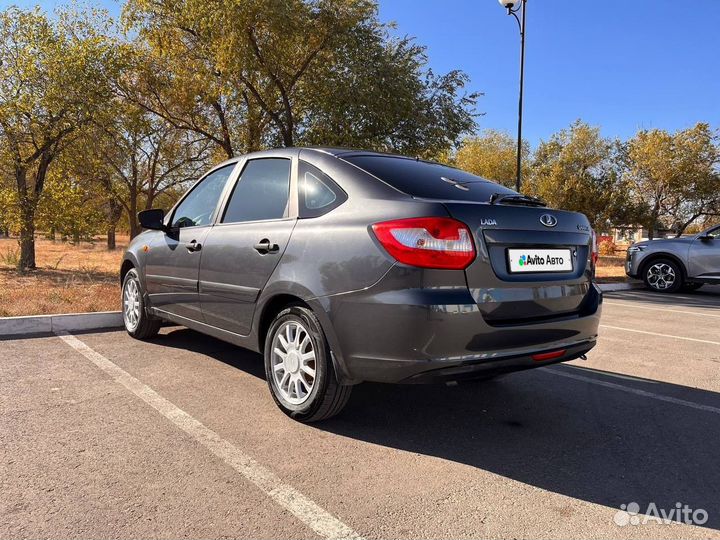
[343,155,516,201]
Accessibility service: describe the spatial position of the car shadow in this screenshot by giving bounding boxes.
[151,329,720,530]
[317,366,720,530]
[150,327,266,380]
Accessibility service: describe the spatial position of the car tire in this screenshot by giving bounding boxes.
[642,258,683,293]
[264,306,352,423]
[121,268,161,339]
[682,282,704,292]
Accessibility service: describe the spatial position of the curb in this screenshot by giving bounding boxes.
[0,311,123,337]
[597,282,644,292]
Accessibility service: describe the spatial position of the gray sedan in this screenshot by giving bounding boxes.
[121,148,601,422]
[626,225,720,292]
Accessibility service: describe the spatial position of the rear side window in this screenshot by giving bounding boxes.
[222,158,291,223]
[343,155,516,202]
[298,161,347,218]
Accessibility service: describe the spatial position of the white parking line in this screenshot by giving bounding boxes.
[600,324,720,346]
[604,301,720,318]
[57,331,362,540]
[608,292,720,308]
[544,368,720,415]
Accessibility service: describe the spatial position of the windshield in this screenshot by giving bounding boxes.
[343,155,517,202]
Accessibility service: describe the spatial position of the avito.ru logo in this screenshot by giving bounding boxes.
[518,253,565,267]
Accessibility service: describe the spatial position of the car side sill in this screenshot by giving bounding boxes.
[149,307,259,353]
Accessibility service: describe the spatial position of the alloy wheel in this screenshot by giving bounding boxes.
[647,263,676,291]
[271,321,317,405]
[123,277,141,331]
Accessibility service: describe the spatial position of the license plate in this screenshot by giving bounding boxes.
[507,248,573,273]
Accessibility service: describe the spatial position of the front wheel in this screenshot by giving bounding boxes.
[264,306,351,423]
[642,259,683,293]
[122,268,161,339]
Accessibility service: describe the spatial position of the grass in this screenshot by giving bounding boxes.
[0,236,124,317]
[595,254,630,283]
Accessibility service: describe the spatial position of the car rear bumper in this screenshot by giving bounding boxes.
[398,339,596,383]
[317,266,602,384]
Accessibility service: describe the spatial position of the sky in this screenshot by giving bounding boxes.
[4,0,719,146]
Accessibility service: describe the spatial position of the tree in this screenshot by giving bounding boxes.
[0,7,121,270]
[122,0,479,158]
[117,38,244,159]
[300,26,478,158]
[625,123,719,238]
[0,185,18,237]
[455,130,529,187]
[526,120,640,230]
[35,170,106,243]
[82,103,212,238]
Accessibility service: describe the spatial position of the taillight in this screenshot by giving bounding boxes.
[371,217,476,270]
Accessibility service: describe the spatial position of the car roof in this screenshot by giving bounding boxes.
[301,147,427,160]
[208,147,443,173]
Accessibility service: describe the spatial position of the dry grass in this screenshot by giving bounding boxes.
[0,236,125,317]
[595,255,630,283]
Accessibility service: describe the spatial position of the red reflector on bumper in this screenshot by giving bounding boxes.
[532,350,566,362]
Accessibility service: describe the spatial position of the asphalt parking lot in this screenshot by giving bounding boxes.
[2,286,719,539]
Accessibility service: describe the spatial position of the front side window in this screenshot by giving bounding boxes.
[171,164,236,228]
[222,158,291,223]
[298,161,346,218]
[707,227,720,239]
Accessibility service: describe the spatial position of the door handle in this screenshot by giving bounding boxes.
[186,240,202,252]
[254,239,279,254]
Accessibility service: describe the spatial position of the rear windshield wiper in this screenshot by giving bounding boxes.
[489,193,547,207]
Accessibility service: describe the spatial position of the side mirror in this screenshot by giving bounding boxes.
[138,209,166,231]
[698,234,713,242]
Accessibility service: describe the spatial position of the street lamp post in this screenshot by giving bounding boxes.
[499,0,526,193]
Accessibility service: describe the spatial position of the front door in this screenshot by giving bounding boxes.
[688,226,720,281]
[145,163,237,321]
[200,157,295,335]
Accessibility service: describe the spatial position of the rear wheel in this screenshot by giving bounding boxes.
[642,259,683,293]
[264,306,351,422]
[122,269,161,339]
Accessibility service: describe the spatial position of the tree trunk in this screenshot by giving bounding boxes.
[15,166,36,271]
[106,197,123,250]
[107,226,116,250]
[2,228,9,238]
[647,204,659,241]
[128,193,140,239]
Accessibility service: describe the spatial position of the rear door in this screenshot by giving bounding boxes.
[145,163,237,321]
[199,156,296,335]
[688,226,720,280]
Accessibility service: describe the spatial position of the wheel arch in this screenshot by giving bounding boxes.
[255,293,356,385]
[258,294,310,353]
[120,258,136,285]
[639,252,687,281]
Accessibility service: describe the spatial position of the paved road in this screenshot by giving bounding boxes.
[2,286,719,539]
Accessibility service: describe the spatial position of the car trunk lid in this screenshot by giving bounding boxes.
[443,202,596,325]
